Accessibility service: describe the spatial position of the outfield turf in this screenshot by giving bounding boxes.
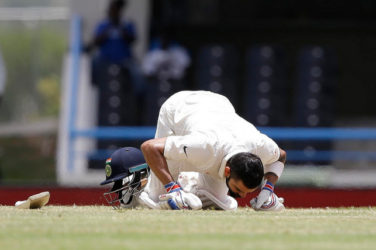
[0,206,375,250]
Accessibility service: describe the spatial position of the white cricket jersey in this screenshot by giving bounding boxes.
[158,91,280,180]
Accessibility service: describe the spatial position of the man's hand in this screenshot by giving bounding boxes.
[159,182,202,210]
[250,193,285,212]
[159,190,202,210]
[254,180,274,209]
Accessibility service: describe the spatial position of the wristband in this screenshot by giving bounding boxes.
[164,181,181,193]
[263,181,274,193]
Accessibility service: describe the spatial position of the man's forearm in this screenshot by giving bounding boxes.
[264,172,278,185]
[141,138,174,185]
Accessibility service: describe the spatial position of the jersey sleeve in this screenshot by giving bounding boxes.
[255,133,280,165]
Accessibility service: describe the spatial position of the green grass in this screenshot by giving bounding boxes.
[0,206,375,250]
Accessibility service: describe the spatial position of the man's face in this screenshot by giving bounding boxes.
[226,177,257,198]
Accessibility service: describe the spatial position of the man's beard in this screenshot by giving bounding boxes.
[226,177,241,198]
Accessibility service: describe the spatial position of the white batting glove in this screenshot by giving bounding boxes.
[250,193,285,212]
[254,180,274,209]
[159,182,202,210]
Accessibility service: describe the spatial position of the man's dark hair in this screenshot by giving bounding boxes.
[109,0,125,13]
[227,152,264,189]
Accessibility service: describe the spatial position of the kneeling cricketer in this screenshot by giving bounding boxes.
[101,91,286,211]
[100,147,284,211]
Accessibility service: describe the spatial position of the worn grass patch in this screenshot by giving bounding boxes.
[0,206,375,250]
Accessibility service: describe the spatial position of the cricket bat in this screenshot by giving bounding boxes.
[15,191,50,209]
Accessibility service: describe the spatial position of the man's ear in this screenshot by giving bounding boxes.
[224,166,231,178]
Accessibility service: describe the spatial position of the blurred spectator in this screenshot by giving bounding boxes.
[85,0,144,94]
[140,28,190,125]
[142,29,191,82]
[0,49,6,105]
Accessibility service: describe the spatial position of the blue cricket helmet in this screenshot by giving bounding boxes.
[100,147,149,208]
[100,147,146,185]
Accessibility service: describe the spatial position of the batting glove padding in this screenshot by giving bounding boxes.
[159,182,202,210]
[250,193,285,212]
[254,180,274,209]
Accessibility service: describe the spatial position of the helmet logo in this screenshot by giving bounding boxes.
[105,158,112,177]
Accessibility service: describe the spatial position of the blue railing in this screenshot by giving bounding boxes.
[72,126,376,141]
[286,150,376,162]
[260,127,376,140]
[71,126,376,163]
[71,126,156,140]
